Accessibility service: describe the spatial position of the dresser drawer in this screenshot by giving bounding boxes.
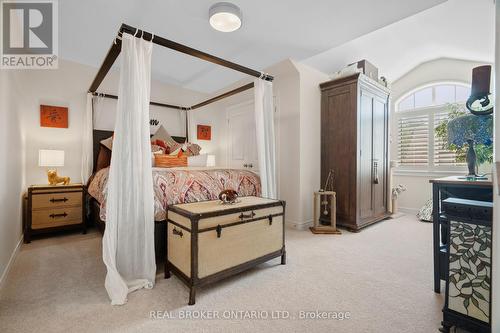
[31,206,82,229]
[32,191,82,209]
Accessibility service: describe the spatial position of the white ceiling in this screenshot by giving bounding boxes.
[59,0,446,93]
[304,0,495,83]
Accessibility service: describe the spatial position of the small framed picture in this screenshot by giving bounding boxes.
[197,125,211,140]
[40,105,68,128]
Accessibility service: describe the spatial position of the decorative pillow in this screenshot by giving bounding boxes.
[151,125,179,149]
[154,154,187,168]
[100,136,113,151]
[188,154,208,167]
[184,143,202,156]
[151,144,165,154]
[169,145,182,156]
[154,139,170,154]
[417,199,433,222]
[95,145,112,172]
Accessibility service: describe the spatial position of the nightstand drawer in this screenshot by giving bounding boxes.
[32,192,82,209]
[31,207,82,229]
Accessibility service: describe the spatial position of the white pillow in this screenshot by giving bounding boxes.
[100,136,113,150]
[188,154,208,167]
[151,125,179,147]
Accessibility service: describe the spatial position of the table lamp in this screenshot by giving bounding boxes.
[206,154,216,167]
[38,149,70,185]
[466,65,494,116]
[447,115,493,177]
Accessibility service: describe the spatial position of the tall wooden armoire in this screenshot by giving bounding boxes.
[319,73,390,231]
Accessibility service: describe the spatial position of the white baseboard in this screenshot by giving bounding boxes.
[286,219,312,230]
[398,207,419,215]
[0,237,23,293]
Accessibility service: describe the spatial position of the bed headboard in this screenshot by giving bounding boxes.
[92,129,186,173]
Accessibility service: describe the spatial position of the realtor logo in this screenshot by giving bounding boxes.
[1,0,58,69]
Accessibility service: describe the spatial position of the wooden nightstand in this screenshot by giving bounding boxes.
[24,184,86,243]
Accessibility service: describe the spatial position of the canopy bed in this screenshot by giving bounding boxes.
[84,23,277,305]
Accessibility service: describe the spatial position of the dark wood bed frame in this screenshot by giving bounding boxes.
[87,129,186,262]
[86,22,275,266]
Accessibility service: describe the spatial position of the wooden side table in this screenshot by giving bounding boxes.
[310,191,341,234]
[24,184,86,243]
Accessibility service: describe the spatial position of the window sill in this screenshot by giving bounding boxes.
[393,169,466,177]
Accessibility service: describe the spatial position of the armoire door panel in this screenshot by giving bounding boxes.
[359,92,373,220]
[322,87,357,221]
[372,96,388,216]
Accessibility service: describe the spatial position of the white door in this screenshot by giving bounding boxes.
[227,101,258,172]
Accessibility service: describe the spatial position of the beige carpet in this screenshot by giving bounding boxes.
[0,215,447,333]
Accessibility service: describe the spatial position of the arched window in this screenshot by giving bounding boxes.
[395,82,471,169]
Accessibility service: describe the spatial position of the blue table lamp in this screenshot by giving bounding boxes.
[447,114,492,176]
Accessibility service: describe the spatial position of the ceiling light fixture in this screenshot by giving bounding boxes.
[209,2,242,32]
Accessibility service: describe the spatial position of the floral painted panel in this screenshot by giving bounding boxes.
[448,220,491,323]
[88,167,261,221]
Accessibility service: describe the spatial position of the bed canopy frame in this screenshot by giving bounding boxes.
[88,24,277,306]
[88,23,274,111]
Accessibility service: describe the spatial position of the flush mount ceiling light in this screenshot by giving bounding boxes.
[209,2,242,32]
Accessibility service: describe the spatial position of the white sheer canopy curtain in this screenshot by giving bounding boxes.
[254,78,277,199]
[102,33,156,305]
[81,93,93,184]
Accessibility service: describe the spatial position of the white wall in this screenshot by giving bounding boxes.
[0,70,24,287]
[188,105,228,167]
[296,62,330,226]
[269,60,302,228]
[209,59,329,229]
[391,58,491,212]
[9,59,217,186]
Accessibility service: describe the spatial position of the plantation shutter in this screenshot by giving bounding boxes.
[433,112,464,166]
[397,115,429,166]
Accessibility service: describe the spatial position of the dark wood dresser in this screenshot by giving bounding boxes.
[319,73,391,231]
[24,184,86,243]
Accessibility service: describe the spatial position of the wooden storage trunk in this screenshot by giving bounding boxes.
[166,196,286,305]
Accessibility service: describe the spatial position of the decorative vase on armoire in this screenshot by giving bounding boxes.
[319,73,391,231]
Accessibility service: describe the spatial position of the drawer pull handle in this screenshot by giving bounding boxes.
[172,228,183,238]
[50,212,68,219]
[373,160,379,185]
[50,197,68,203]
[239,211,255,220]
[216,225,222,238]
[268,215,273,226]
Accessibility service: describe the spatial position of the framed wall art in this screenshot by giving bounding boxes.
[40,105,68,128]
[197,125,211,140]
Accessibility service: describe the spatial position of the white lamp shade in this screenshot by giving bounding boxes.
[39,150,65,167]
[206,154,216,167]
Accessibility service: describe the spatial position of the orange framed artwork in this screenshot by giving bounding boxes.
[40,105,68,128]
[197,125,211,140]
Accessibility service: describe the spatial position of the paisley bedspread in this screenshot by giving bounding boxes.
[87,167,261,221]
